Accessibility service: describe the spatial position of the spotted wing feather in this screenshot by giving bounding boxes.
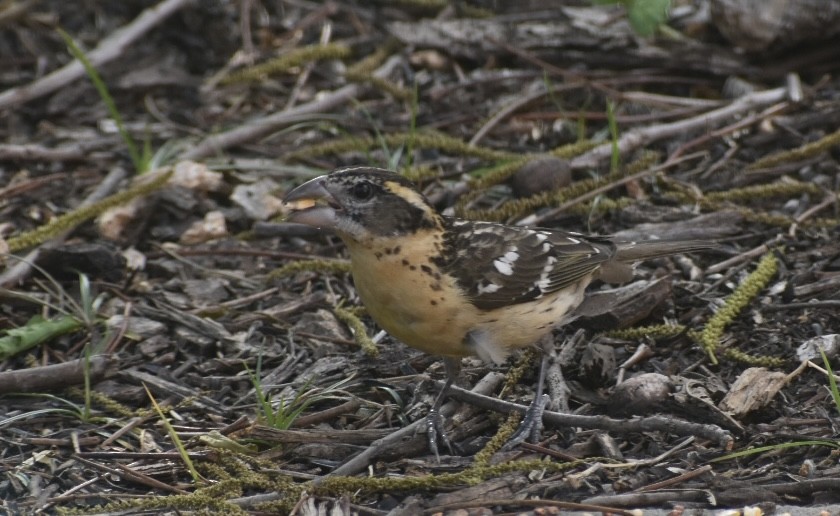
[436,220,616,311]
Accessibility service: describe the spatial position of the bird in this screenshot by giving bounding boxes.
[283,166,712,456]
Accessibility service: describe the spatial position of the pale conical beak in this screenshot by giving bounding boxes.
[282,175,340,229]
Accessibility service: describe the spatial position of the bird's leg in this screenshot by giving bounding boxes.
[426,356,460,460]
[502,335,553,450]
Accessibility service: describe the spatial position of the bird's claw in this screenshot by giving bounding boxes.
[502,393,548,451]
[426,407,454,461]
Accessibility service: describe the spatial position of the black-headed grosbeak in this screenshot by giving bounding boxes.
[284,166,711,453]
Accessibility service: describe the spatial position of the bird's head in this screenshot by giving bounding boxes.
[283,167,441,242]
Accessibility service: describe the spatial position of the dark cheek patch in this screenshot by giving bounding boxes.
[355,192,439,236]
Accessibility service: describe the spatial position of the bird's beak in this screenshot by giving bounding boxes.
[282,175,340,229]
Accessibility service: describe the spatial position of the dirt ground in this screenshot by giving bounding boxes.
[1,1,839,514]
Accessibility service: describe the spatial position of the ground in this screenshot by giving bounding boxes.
[1,1,839,514]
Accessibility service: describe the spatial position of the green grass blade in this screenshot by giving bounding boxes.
[820,347,840,416]
[57,28,145,173]
[143,383,203,484]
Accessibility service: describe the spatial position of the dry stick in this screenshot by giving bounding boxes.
[584,488,712,508]
[180,56,403,161]
[470,82,580,146]
[443,382,733,447]
[291,398,362,428]
[0,0,195,110]
[0,173,67,199]
[72,456,190,495]
[569,87,789,170]
[425,499,638,516]
[100,415,155,448]
[39,474,108,514]
[0,143,95,162]
[473,89,719,148]
[668,101,790,162]
[793,192,839,224]
[634,464,713,492]
[706,235,782,275]
[0,355,116,394]
[763,300,840,311]
[621,91,723,109]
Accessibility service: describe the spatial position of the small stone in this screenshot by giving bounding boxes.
[796,334,840,362]
[509,157,571,198]
[609,373,674,416]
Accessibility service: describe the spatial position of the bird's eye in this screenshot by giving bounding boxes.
[350,182,373,201]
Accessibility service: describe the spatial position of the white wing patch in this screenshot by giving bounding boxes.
[473,224,503,235]
[493,259,513,275]
[536,256,558,290]
[477,281,501,294]
[492,249,519,276]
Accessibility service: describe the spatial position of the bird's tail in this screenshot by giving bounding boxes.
[613,240,717,262]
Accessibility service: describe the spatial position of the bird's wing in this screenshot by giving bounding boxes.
[437,220,616,310]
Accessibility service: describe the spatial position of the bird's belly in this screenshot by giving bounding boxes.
[477,282,586,349]
[349,248,477,358]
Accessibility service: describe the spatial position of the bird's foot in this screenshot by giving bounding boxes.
[426,407,455,461]
[502,393,548,451]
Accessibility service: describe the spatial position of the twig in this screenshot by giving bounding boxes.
[469,83,550,146]
[0,143,104,162]
[180,56,403,160]
[762,300,840,311]
[290,398,362,428]
[444,382,733,448]
[794,192,839,223]
[570,87,788,170]
[706,235,782,275]
[668,101,790,162]
[0,0,196,110]
[634,464,713,492]
[0,355,116,394]
[0,173,66,200]
[424,499,638,516]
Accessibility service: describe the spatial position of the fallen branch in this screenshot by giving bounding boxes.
[0,355,116,395]
[0,0,196,111]
[570,86,789,169]
[180,56,403,160]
